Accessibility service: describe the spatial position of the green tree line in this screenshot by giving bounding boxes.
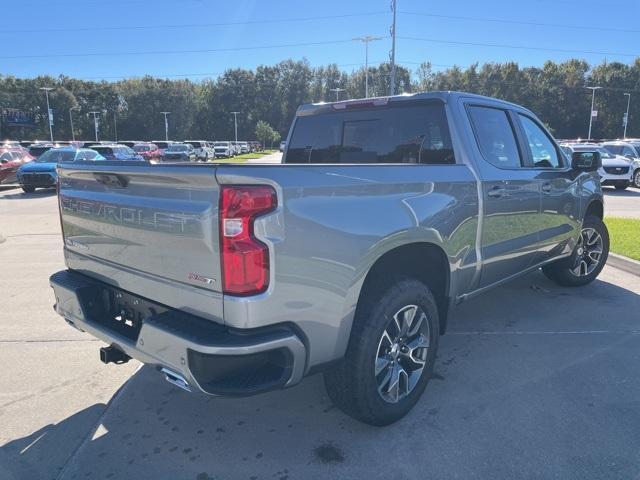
[1,58,639,141]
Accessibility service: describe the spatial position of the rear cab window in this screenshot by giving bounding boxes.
[285,101,455,165]
[467,105,522,169]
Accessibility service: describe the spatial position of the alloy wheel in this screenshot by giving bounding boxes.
[375,305,430,404]
[570,227,603,277]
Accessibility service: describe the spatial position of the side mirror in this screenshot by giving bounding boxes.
[625,153,634,159]
[571,151,601,172]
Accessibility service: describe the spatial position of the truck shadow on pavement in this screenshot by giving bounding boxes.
[3,270,640,480]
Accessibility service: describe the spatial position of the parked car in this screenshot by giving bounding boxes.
[161,143,197,162]
[0,147,33,184]
[601,141,640,188]
[213,141,233,158]
[279,141,286,152]
[51,91,607,426]
[237,141,249,154]
[91,145,143,162]
[28,143,54,159]
[561,143,633,190]
[185,140,215,161]
[118,141,138,148]
[18,147,104,192]
[133,143,163,162]
[151,140,174,157]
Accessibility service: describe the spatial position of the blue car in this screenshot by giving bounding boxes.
[17,147,105,193]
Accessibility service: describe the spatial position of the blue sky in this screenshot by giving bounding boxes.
[4,0,639,81]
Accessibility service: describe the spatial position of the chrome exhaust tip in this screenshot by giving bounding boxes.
[161,368,191,392]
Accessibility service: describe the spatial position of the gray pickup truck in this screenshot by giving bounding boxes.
[50,92,608,425]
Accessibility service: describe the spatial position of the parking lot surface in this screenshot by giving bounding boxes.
[603,186,640,218]
[1,187,639,480]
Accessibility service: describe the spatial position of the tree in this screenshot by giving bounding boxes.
[255,120,278,150]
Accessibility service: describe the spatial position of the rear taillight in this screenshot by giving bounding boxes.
[219,185,276,296]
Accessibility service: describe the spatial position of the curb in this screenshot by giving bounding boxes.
[608,252,640,277]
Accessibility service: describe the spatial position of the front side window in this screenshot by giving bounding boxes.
[518,115,562,168]
[286,103,455,164]
[467,106,521,168]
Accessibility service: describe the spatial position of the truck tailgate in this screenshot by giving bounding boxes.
[57,163,222,295]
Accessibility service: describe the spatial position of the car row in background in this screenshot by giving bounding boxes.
[558,138,640,190]
[560,141,640,190]
[9,139,263,163]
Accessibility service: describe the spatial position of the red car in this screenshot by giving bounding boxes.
[0,147,33,184]
[133,143,162,162]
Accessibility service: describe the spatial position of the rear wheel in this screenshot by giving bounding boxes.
[542,215,609,287]
[633,169,640,189]
[324,277,439,426]
[22,186,35,193]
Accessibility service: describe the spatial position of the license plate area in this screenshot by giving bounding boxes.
[78,284,168,341]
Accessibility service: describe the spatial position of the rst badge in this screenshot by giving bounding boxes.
[188,273,215,285]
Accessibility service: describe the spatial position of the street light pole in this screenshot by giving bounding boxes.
[623,93,631,139]
[230,111,240,142]
[69,107,77,142]
[89,111,100,141]
[161,112,170,141]
[586,86,602,141]
[353,35,383,98]
[39,87,54,142]
[330,88,345,101]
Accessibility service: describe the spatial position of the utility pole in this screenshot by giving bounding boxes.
[89,111,100,141]
[330,88,345,101]
[353,35,383,98]
[231,111,240,142]
[586,86,601,141]
[39,87,54,142]
[161,112,170,141]
[389,0,397,96]
[69,107,78,142]
[623,93,631,139]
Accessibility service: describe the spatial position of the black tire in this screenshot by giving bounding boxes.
[324,277,439,426]
[633,169,640,189]
[542,215,609,287]
[22,186,35,193]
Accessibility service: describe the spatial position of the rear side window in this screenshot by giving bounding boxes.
[467,106,521,168]
[286,103,455,164]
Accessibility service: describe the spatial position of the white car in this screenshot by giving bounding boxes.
[238,142,249,154]
[561,143,633,190]
[213,141,233,158]
[601,141,640,188]
[184,140,215,161]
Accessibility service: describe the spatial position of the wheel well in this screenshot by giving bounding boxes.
[585,200,603,220]
[358,243,451,334]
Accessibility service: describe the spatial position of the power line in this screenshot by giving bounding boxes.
[398,36,640,58]
[0,37,388,60]
[0,11,388,34]
[400,11,640,35]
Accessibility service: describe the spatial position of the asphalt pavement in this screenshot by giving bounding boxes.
[603,186,640,218]
[1,187,639,480]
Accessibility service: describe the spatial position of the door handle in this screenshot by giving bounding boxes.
[541,182,552,194]
[487,186,507,198]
